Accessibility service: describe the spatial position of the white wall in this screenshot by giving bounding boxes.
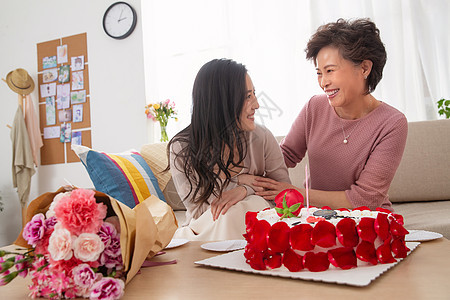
[0,0,147,246]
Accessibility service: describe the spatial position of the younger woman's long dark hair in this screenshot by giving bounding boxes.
[167,59,249,205]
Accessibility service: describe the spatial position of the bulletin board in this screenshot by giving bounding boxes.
[36,33,91,165]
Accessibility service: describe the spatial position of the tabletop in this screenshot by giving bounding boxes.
[2,238,450,300]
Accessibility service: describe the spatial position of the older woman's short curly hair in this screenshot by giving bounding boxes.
[306,18,387,94]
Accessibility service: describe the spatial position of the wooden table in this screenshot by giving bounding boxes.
[2,238,450,299]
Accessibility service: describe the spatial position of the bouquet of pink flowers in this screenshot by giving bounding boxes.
[1,187,178,299]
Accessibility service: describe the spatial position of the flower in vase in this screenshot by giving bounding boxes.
[145,99,177,142]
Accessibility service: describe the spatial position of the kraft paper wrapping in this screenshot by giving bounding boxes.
[14,186,178,284]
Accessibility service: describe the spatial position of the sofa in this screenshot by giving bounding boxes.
[140,119,450,239]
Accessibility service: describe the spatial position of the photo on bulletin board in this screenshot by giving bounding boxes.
[45,96,56,125]
[60,123,72,143]
[57,84,71,109]
[43,56,57,69]
[43,68,58,83]
[58,109,72,123]
[72,131,82,146]
[71,55,84,71]
[70,90,86,104]
[40,82,56,98]
[58,65,70,83]
[44,126,60,139]
[73,104,83,123]
[57,45,68,64]
[72,71,84,90]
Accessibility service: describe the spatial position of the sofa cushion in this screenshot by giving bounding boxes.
[72,145,166,208]
[140,142,172,191]
[388,119,450,203]
[140,143,186,210]
[393,200,450,239]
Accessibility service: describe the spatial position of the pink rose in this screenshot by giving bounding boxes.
[48,227,73,261]
[54,189,107,236]
[22,213,46,247]
[90,277,125,300]
[73,233,105,262]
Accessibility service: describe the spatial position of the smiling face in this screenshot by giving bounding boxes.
[316,46,368,112]
[239,74,259,131]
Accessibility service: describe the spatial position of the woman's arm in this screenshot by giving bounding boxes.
[255,113,408,210]
[254,177,352,209]
[210,186,247,221]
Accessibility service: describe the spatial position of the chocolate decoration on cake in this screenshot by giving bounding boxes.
[313,209,337,219]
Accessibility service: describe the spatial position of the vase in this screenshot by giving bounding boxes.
[160,124,169,142]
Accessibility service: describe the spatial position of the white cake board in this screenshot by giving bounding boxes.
[195,242,420,286]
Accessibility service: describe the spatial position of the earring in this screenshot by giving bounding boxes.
[364,76,367,80]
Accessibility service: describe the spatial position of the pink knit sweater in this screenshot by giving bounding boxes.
[280,94,408,210]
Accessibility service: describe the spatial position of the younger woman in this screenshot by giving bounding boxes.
[168,59,290,240]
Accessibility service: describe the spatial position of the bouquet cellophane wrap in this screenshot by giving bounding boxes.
[14,186,178,284]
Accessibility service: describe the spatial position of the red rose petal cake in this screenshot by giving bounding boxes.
[243,201,410,272]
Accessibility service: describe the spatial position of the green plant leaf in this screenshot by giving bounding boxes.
[282,195,288,209]
[275,207,284,214]
[289,203,302,213]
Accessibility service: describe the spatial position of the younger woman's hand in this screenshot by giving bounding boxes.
[237,174,264,192]
[211,186,247,221]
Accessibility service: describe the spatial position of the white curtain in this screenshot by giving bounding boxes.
[142,0,450,142]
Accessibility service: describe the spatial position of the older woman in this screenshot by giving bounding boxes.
[168,59,290,240]
[255,18,408,211]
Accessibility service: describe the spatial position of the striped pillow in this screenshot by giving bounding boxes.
[72,145,166,208]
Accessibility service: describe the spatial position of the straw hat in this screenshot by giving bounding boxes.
[5,68,35,95]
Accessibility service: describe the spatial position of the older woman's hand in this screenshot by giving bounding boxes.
[253,177,300,200]
[210,186,247,221]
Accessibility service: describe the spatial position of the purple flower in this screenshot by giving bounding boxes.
[98,222,117,248]
[90,277,124,300]
[104,236,121,258]
[100,252,123,270]
[22,213,46,247]
[44,216,57,229]
[100,236,123,269]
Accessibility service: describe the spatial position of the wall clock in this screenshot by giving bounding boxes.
[103,2,137,39]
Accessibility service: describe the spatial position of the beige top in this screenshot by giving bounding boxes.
[11,107,35,206]
[170,124,291,224]
[23,94,43,166]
